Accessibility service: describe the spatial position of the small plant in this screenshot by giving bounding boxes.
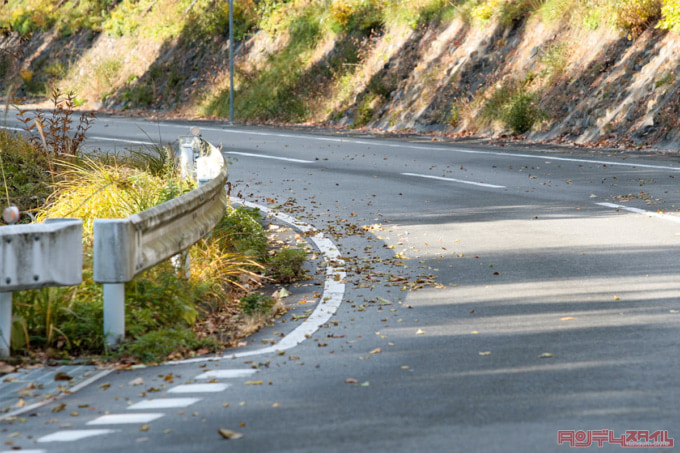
[609,0,661,36]
[267,247,307,283]
[16,88,95,156]
[239,293,275,316]
[114,327,222,363]
[480,80,543,135]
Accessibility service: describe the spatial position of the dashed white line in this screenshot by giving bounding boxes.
[596,202,680,223]
[401,172,506,189]
[226,151,314,163]
[37,429,117,442]
[195,369,257,380]
[168,383,230,393]
[87,413,165,425]
[128,398,201,410]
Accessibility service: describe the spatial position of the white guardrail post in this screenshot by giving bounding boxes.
[94,135,227,347]
[0,219,83,356]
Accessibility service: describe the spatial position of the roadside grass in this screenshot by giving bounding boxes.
[3,95,308,364]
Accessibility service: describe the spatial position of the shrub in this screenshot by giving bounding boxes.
[239,293,275,316]
[268,247,307,283]
[480,80,543,135]
[0,130,54,219]
[658,0,680,31]
[609,0,662,36]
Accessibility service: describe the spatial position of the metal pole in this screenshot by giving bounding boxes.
[229,0,234,123]
[103,283,125,347]
[0,292,12,356]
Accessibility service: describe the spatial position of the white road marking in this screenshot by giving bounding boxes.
[226,151,314,163]
[87,413,165,425]
[0,450,46,453]
[168,383,230,393]
[195,369,257,380]
[401,172,506,189]
[37,429,117,442]
[596,202,680,223]
[127,398,201,410]
[192,126,680,171]
[172,197,346,364]
[89,136,155,145]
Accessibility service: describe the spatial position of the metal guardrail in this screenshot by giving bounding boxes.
[0,219,83,356]
[0,133,228,354]
[93,137,228,345]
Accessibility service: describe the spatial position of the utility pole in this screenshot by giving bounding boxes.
[229,0,234,123]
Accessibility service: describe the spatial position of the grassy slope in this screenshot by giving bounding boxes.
[1,0,680,147]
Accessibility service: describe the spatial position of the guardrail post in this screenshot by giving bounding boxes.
[0,292,11,357]
[103,283,125,347]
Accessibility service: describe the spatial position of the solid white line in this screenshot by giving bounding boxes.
[89,136,155,145]
[173,197,346,364]
[402,172,506,189]
[128,398,201,410]
[226,151,314,163]
[87,413,164,425]
[38,429,117,442]
[596,202,680,223]
[195,369,257,380]
[168,383,230,393]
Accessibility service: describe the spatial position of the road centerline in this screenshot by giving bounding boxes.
[401,172,506,189]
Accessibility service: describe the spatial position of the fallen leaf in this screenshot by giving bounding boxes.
[128,378,144,386]
[359,381,370,387]
[98,383,111,391]
[54,372,72,381]
[560,317,576,321]
[369,348,382,354]
[539,353,554,358]
[478,351,492,356]
[614,296,620,300]
[15,398,25,408]
[245,380,263,385]
[218,429,244,440]
[52,403,66,413]
[140,424,150,432]
[416,329,426,335]
[344,378,358,384]
[70,412,79,417]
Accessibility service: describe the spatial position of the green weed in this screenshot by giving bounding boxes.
[267,247,307,283]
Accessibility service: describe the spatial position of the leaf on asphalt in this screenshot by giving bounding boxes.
[359,381,370,387]
[401,366,410,370]
[54,372,72,381]
[539,353,554,358]
[369,348,382,354]
[128,377,144,386]
[52,403,66,413]
[70,411,79,417]
[245,380,263,385]
[376,297,392,306]
[219,428,244,440]
[140,424,151,432]
[478,351,492,356]
[614,296,620,300]
[344,378,358,384]
[272,403,281,408]
[15,398,25,408]
[98,383,111,391]
[560,317,576,321]
[273,288,291,299]
[416,329,426,335]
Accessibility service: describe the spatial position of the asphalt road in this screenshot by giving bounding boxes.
[2,115,680,452]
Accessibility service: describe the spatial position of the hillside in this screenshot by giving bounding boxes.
[2,0,680,149]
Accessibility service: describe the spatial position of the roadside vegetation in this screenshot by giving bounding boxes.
[0,90,308,364]
[2,0,679,140]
